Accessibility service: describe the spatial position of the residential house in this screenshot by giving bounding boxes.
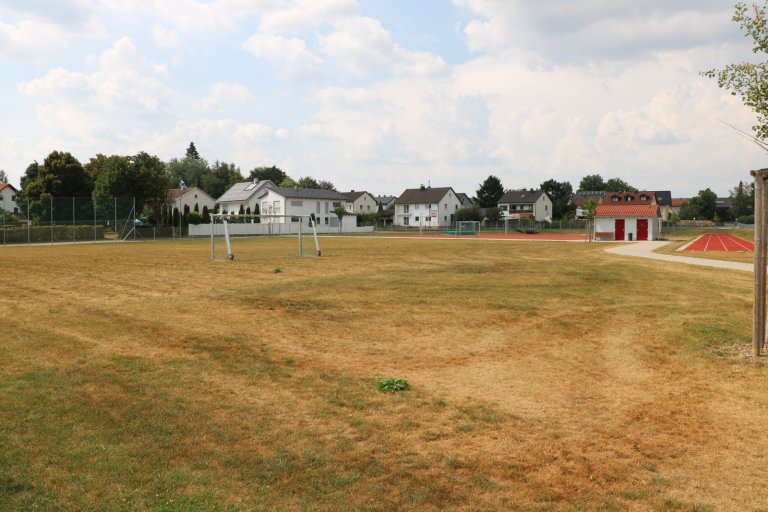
[0,183,19,214]
[216,180,275,215]
[167,187,216,216]
[594,204,660,241]
[376,195,397,211]
[341,190,377,215]
[393,186,462,227]
[456,193,476,208]
[253,186,354,228]
[497,189,553,221]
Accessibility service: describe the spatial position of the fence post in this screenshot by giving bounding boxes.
[72,197,76,243]
[50,195,53,244]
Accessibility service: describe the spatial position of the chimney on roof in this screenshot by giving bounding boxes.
[420,184,426,191]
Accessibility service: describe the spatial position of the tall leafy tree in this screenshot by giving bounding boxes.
[604,178,637,192]
[317,180,336,191]
[578,174,605,191]
[0,169,8,183]
[167,156,209,189]
[200,161,243,199]
[92,152,169,223]
[297,176,320,189]
[248,165,286,184]
[680,188,718,220]
[475,175,505,207]
[17,151,93,222]
[540,179,574,219]
[703,2,768,140]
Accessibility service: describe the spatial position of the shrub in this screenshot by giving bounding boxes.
[738,214,754,224]
[187,211,202,225]
[378,378,410,393]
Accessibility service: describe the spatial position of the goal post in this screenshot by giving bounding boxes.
[209,213,320,261]
[456,221,480,236]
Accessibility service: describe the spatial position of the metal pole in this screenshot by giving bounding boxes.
[133,198,136,240]
[72,196,76,243]
[114,198,117,240]
[50,195,53,244]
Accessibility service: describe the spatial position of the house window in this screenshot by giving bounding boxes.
[403,217,410,226]
[325,202,329,214]
[612,196,619,202]
[273,201,281,214]
[640,195,649,201]
[415,216,419,222]
[404,204,410,213]
[444,216,447,221]
[316,201,321,214]
[444,203,447,208]
[625,196,633,202]
[291,200,303,207]
[324,217,329,225]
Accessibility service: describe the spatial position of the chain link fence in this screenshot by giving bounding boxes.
[1,197,144,245]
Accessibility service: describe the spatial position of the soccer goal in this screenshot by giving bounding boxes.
[456,221,481,236]
[210,213,321,261]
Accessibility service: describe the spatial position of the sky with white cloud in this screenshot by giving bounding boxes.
[0,0,764,197]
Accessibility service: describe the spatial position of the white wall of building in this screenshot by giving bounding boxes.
[0,186,19,213]
[255,189,352,228]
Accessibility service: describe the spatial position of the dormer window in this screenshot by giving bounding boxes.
[625,196,633,202]
[612,196,620,202]
[640,195,649,201]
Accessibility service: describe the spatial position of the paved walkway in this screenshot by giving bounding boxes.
[603,241,753,272]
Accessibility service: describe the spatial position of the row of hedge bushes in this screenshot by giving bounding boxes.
[1,225,105,243]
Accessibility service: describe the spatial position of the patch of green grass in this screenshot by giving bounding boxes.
[377,378,410,393]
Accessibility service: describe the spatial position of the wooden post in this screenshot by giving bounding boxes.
[751,169,768,357]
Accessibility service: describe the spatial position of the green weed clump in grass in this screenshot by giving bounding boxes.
[378,378,410,393]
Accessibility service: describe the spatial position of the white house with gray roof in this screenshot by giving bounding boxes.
[394,186,462,228]
[253,186,354,228]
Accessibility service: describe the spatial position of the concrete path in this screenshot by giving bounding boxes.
[603,241,753,272]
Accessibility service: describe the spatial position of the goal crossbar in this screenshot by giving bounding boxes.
[209,213,321,260]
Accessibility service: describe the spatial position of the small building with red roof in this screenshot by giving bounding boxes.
[594,204,661,241]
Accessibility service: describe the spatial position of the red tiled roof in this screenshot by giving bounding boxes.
[671,198,689,207]
[595,204,660,217]
[0,183,18,192]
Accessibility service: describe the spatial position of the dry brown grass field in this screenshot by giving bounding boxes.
[1,236,766,511]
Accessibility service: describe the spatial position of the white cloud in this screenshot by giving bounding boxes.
[0,19,75,60]
[320,17,449,77]
[257,0,358,33]
[242,33,325,81]
[198,82,254,110]
[19,37,173,141]
[455,0,738,63]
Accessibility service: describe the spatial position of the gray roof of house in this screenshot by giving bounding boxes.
[498,189,547,204]
[217,180,274,203]
[395,187,454,204]
[270,187,350,200]
[340,191,370,201]
[456,192,475,206]
[654,191,672,206]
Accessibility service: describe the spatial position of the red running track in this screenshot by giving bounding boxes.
[682,233,754,252]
